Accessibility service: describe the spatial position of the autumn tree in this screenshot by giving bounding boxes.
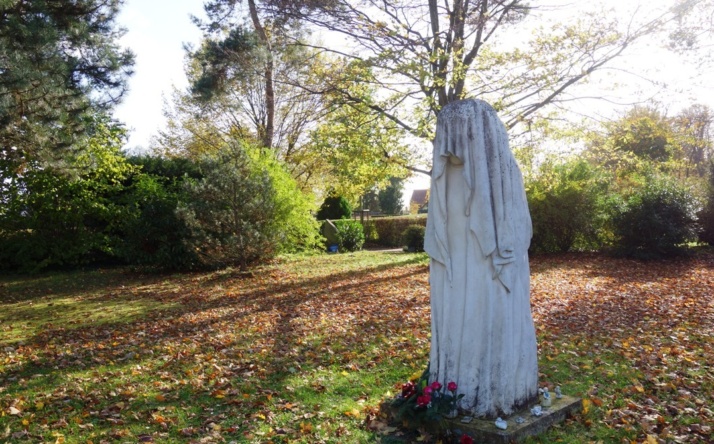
[156,0,337,191]
[307,78,414,201]
[608,106,676,163]
[253,0,712,146]
[156,55,327,189]
[0,0,134,169]
[166,1,422,193]
[188,0,330,152]
[672,104,713,178]
[584,104,713,189]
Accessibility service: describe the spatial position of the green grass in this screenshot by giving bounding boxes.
[0,250,712,443]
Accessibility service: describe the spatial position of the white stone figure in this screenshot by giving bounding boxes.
[495,417,508,430]
[541,387,552,407]
[555,386,563,399]
[425,99,538,419]
[531,405,543,417]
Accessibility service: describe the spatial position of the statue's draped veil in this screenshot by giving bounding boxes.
[425,99,518,292]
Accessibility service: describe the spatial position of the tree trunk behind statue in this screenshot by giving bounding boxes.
[424,99,538,418]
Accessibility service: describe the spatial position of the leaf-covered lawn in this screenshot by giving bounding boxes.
[0,250,712,443]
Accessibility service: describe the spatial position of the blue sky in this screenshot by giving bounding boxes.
[114,0,204,152]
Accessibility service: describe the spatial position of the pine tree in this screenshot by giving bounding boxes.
[0,0,134,168]
[379,177,405,216]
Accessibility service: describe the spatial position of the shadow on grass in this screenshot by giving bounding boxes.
[0,252,431,442]
[0,267,174,303]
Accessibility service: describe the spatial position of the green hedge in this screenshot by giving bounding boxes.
[363,216,427,247]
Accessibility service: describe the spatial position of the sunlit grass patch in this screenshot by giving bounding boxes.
[0,295,176,346]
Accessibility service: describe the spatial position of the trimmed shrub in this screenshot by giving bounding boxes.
[366,216,427,247]
[401,225,425,252]
[333,219,365,252]
[612,175,699,259]
[316,195,352,220]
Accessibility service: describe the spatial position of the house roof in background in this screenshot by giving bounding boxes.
[410,189,429,205]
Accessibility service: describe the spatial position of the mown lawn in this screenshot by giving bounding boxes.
[0,250,712,443]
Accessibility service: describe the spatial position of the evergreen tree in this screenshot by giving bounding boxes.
[0,0,134,169]
[379,177,405,216]
[316,194,352,220]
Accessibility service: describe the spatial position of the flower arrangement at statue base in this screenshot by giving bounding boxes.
[390,370,465,435]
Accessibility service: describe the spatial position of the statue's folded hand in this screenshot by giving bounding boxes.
[491,252,515,283]
[496,247,514,260]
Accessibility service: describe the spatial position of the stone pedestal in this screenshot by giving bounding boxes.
[447,395,582,443]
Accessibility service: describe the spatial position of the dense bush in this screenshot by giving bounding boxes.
[700,203,714,245]
[612,175,699,259]
[248,149,321,253]
[316,194,352,220]
[127,155,202,182]
[333,219,365,252]
[364,216,427,247]
[698,162,714,245]
[168,142,319,269]
[527,159,611,253]
[0,137,320,272]
[122,147,320,270]
[0,169,117,271]
[0,123,135,272]
[176,147,278,269]
[401,225,425,252]
[119,173,197,269]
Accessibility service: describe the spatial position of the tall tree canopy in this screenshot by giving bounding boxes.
[160,0,419,195]
[0,0,134,168]
[672,104,713,178]
[254,0,712,142]
[187,0,713,183]
[188,0,323,151]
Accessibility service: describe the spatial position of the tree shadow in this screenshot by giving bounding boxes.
[0,255,431,441]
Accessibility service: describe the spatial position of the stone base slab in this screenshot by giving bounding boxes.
[446,395,582,443]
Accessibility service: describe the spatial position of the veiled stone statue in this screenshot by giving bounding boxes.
[424,99,538,418]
